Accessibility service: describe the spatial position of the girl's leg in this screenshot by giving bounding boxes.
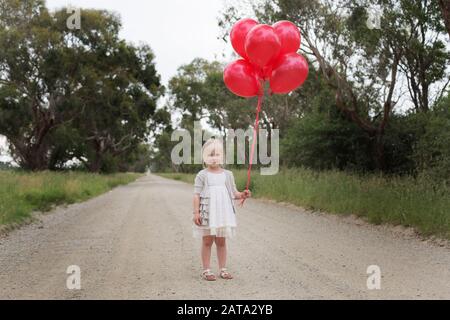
[215,237,227,269]
[216,237,232,279]
[202,235,215,270]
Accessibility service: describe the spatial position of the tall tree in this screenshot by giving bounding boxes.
[0,0,166,171]
[168,58,308,135]
[0,0,61,170]
[219,0,449,170]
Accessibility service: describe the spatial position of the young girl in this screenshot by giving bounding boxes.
[192,138,251,281]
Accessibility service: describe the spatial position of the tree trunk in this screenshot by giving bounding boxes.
[88,160,102,173]
[85,139,105,173]
[7,100,56,170]
[373,130,386,172]
[8,136,51,171]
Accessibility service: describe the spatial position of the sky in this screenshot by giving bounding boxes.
[47,0,233,86]
[1,0,236,162]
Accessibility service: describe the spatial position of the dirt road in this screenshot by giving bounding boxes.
[0,174,449,299]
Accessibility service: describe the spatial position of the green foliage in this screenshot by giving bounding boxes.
[0,0,167,172]
[212,0,450,178]
[281,110,373,171]
[168,57,311,135]
[0,170,141,226]
[168,58,252,132]
[414,95,450,181]
[280,100,450,177]
[0,161,12,170]
[162,168,450,239]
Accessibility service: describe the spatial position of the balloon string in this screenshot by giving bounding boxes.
[239,93,264,207]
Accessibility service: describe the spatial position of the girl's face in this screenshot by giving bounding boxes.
[203,144,224,168]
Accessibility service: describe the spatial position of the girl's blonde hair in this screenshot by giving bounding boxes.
[202,137,225,169]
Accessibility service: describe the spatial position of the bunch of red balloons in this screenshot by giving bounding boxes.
[224,18,309,97]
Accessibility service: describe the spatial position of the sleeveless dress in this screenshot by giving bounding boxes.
[192,170,237,239]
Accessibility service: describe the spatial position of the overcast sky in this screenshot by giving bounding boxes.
[47,0,233,85]
[1,0,237,161]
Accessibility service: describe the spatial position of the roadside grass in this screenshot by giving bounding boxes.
[158,168,450,239]
[0,170,142,227]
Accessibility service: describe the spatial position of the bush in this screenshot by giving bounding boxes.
[413,99,450,183]
[280,110,372,171]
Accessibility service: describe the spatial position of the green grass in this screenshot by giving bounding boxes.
[0,170,142,226]
[158,168,450,239]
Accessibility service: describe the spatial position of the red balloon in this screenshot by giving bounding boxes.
[273,20,301,55]
[254,65,273,81]
[262,65,273,80]
[230,18,259,60]
[270,53,309,94]
[245,24,281,68]
[224,59,262,98]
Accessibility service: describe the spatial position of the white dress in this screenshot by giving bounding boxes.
[192,171,237,239]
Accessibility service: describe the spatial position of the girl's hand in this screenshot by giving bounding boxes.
[242,190,251,199]
[193,213,202,226]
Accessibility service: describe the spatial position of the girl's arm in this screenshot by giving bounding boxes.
[192,193,202,226]
[231,172,251,199]
[192,173,203,225]
[234,190,251,199]
[193,193,200,214]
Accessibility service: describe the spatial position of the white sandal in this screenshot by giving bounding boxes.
[219,268,233,280]
[201,269,216,281]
